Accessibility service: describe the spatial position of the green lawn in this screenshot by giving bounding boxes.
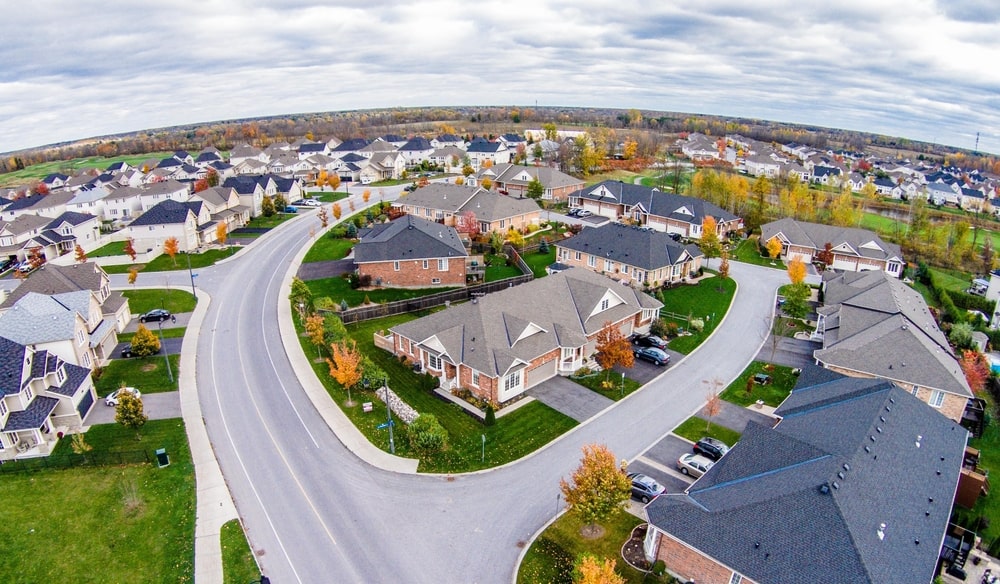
[243,213,297,230]
[103,249,239,274]
[0,419,195,583]
[305,276,455,308]
[123,289,197,314]
[308,191,350,203]
[570,372,642,401]
[673,415,742,447]
[221,519,260,584]
[302,234,355,263]
[0,152,174,186]
[318,312,579,472]
[523,247,557,277]
[518,511,651,584]
[96,354,181,395]
[117,327,187,343]
[485,264,523,281]
[659,273,737,354]
[718,361,797,407]
[732,237,785,268]
[88,241,131,258]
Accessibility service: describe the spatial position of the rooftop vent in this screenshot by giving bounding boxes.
[877,523,886,541]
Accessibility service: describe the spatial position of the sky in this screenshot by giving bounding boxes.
[1,0,999,155]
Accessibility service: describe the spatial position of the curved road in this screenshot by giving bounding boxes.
[114,193,788,583]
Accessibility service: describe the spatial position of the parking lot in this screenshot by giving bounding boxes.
[628,434,699,499]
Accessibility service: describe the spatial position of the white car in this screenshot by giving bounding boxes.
[677,453,715,478]
[105,387,141,407]
[300,199,322,207]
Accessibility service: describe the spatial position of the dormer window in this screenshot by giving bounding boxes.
[600,299,610,311]
[56,367,66,384]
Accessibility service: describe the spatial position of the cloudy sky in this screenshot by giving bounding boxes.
[2,0,999,154]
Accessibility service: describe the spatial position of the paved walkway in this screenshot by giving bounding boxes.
[757,335,818,368]
[694,400,775,433]
[526,376,614,422]
[84,391,182,425]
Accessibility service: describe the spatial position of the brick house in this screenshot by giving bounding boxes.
[385,268,662,403]
[644,367,967,584]
[394,183,541,234]
[475,163,584,202]
[812,271,971,422]
[354,215,467,288]
[568,181,742,240]
[555,223,704,287]
[760,218,904,277]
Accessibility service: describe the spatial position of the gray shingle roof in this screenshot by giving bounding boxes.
[572,181,738,223]
[399,184,540,222]
[0,262,107,309]
[0,291,89,345]
[3,396,59,431]
[647,372,968,584]
[760,218,902,262]
[0,336,28,397]
[482,163,584,189]
[354,215,467,263]
[129,199,198,227]
[555,223,703,271]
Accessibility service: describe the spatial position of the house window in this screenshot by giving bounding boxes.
[83,353,91,368]
[729,574,744,584]
[561,347,574,360]
[504,370,522,393]
[471,370,480,386]
[587,255,596,268]
[929,390,945,408]
[427,354,441,370]
[56,368,66,384]
[393,261,400,271]
[0,399,7,417]
[500,219,506,229]
[24,386,33,401]
[911,386,919,396]
[77,330,85,345]
[600,299,610,311]
[575,251,582,261]
[438,258,448,271]
[605,259,614,272]
[431,278,441,284]
[422,260,429,269]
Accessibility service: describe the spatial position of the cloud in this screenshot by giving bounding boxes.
[0,0,999,154]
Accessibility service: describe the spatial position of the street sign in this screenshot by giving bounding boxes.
[377,420,395,430]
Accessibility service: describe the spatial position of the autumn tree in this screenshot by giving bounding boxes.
[505,228,525,250]
[163,237,179,266]
[215,222,228,246]
[127,266,139,286]
[328,174,341,191]
[699,215,722,260]
[829,188,861,227]
[319,206,330,227]
[765,236,783,260]
[74,244,87,263]
[702,385,723,432]
[983,238,995,275]
[115,390,148,441]
[316,170,328,188]
[481,177,493,191]
[594,322,634,382]
[456,210,481,239]
[193,178,209,192]
[332,203,342,221]
[263,195,277,217]
[560,444,631,537]
[718,249,730,281]
[787,256,806,285]
[305,314,326,358]
[462,164,475,177]
[816,242,834,267]
[574,555,625,584]
[205,168,219,188]
[123,238,137,261]
[131,324,161,357]
[327,340,362,405]
[526,177,545,201]
[362,189,371,203]
[960,349,991,395]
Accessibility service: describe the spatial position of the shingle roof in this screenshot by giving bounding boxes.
[0,262,107,309]
[399,184,541,222]
[221,176,261,195]
[129,199,197,227]
[354,215,467,263]
[467,138,503,153]
[483,164,584,189]
[331,138,371,152]
[400,137,434,152]
[760,218,902,262]
[647,372,968,584]
[556,223,703,271]
[46,211,96,228]
[3,396,59,431]
[573,181,738,223]
[0,336,28,397]
[0,291,90,345]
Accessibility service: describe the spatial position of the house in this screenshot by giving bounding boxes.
[222,176,266,216]
[0,262,130,333]
[41,173,69,189]
[67,186,111,220]
[926,182,960,206]
[465,137,511,169]
[354,215,468,288]
[297,142,329,159]
[0,290,117,369]
[0,191,75,221]
[398,137,435,165]
[477,164,584,202]
[35,211,101,258]
[138,179,190,212]
[359,151,406,183]
[680,133,721,161]
[812,270,972,422]
[386,268,662,402]
[960,187,986,212]
[428,146,467,173]
[394,183,542,233]
[570,181,742,240]
[744,153,782,178]
[0,214,55,264]
[125,199,213,252]
[760,218,904,276]
[644,368,967,584]
[811,165,842,185]
[431,134,466,150]
[102,186,144,223]
[0,337,97,461]
[377,134,409,148]
[331,138,373,158]
[555,223,704,287]
[189,187,251,231]
[229,144,268,166]
[194,150,222,167]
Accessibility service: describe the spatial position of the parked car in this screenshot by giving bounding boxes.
[566,208,581,217]
[632,334,668,350]
[15,260,36,275]
[120,343,160,358]
[283,206,298,213]
[139,309,172,323]
[633,346,670,366]
[693,437,730,461]
[0,258,14,272]
[677,453,714,478]
[578,209,593,217]
[300,198,322,207]
[627,472,666,503]
[404,184,418,192]
[105,387,141,407]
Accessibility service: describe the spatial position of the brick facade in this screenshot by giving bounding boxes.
[653,531,753,584]
[358,257,466,288]
[823,364,967,423]
[556,246,701,287]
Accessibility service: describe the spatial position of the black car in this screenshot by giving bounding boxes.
[633,346,670,366]
[0,258,14,272]
[693,437,730,461]
[139,309,172,323]
[119,343,159,358]
[627,472,665,503]
[632,334,668,351]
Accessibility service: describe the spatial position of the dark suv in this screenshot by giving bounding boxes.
[631,334,668,351]
[693,437,730,461]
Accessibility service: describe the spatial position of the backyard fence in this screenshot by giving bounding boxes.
[0,449,151,475]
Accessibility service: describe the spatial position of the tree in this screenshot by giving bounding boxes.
[123,238,137,261]
[787,256,806,285]
[950,322,975,350]
[573,554,625,584]
[319,206,330,227]
[328,174,341,191]
[718,249,730,281]
[305,314,326,357]
[205,168,219,188]
[215,222,228,246]
[489,231,505,255]
[560,444,631,537]
[115,390,148,441]
[194,178,209,193]
[74,244,87,263]
[316,170,328,188]
[261,195,276,217]
[960,349,991,395]
[32,182,49,196]
[505,228,525,250]
[70,432,93,461]
[816,242,834,267]
[699,215,722,260]
[481,177,493,191]
[274,194,287,211]
[594,322,634,381]
[462,164,475,177]
[543,122,558,141]
[456,210,481,239]
[829,188,861,227]
[289,276,313,311]
[363,189,371,203]
[526,177,545,201]
[408,414,448,452]
[765,236,783,260]
[327,340,362,405]
[127,267,139,286]
[783,282,811,319]
[131,324,161,356]
[984,238,996,275]
[331,203,341,221]
[702,386,722,432]
[163,237,179,266]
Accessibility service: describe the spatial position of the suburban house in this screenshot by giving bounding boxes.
[353,215,468,288]
[644,367,967,584]
[680,133,722,161]
[398,137,435,165]
[229,144,268,166]
[465,137,511,169]
[125,199,214,253]
[555,223,704,287]
[394,184,542,234]
[0,214,54,264]
[0,290,118,369]
[359,151,406,184]
[428,146,466,173]
[0,336,97,460]
[0,262,130,332]
[190,186,251,231]
[475,164,584,202]
[138,179,190,212]
[222,176,267,216]
[384,268,662,403]
[760,218,904,276]
[569,181,742,239]
[812,270,972,422]
[0,191,75,222]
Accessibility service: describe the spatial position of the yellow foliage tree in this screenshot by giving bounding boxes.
[327,340,362,405]
[215,222,228,246]
[765,236,783,259]
[788,256,807,285]
[362,189,371,203]
[574,554,625,584]
[163,237,179,266]
[560,443,631,537]
[127,267,139,286]
[481,177,493,191]
[305,314,325,357]
[316,170,327,187]
[328,174,341,191]
[331,204,341,221]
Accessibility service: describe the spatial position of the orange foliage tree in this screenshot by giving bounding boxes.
[123,238,137,261]
[960,350,991,395]
[331,204,341,221]
[163,237,179,266]
[215,222,228,246]
[787,256,807,285]
[559,444,631,537]
[574,555,625,584]
[327,340,362,405]
[594,321,634,381]
[328,174,341,191]
[74,244,87,263]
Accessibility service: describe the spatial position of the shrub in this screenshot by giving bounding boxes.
[484,404,496,426]
[689,318,705,332]
[314,296,336,311]
[652,560,666,576]
[131,324,161,357]
[408,414,448,452]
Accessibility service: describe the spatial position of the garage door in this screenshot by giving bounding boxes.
[525,358,558,389]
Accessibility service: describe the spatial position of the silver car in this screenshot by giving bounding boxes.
[677,453,715,478]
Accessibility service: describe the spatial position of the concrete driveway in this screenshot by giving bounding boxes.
[613,348,680,384]
[629,434,696,494]
[696,400,775,433]
[757,335,819,369]
[297,258,354,281]
[112,337,182,357]
[84,391,181,425]
[123,312,191,333]
[526,376,614,422]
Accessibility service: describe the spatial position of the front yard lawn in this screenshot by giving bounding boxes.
[88,241,130,258]
[96,354,181,395]
[305,276,455,308]
[518,511,648,584]
[0,419,195,584]
[673,415,742,447]
[103,249,238,274]
[302,234,355,263]
[659,273,736,354]
[732,237,784,269]
[571,372,642,401]
[718,361,797,407]
[308,190,350,203]
[221,519,260,584]
[123,289,197,314]
[118,327,186,343]
[244,213,297,230]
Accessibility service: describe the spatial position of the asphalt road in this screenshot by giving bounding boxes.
[107,187,789,583]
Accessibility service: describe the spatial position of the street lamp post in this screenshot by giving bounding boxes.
[621,371,625,398]
[383,377,395,454]
[157,319,173,383]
